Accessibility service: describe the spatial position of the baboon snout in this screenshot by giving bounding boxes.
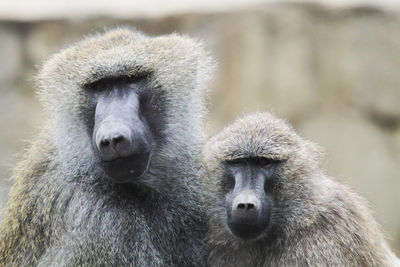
[92,83,155,183]
[95,120,133,161]
[94,116,152,183]
[227,190,270,240]
[233,192,261,219]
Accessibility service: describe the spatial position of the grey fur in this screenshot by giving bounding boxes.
[202,112,400,267]
[0,27,215,266]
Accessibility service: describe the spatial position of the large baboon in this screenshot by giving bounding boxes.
[201,112,399,267]
[0,28,214,266]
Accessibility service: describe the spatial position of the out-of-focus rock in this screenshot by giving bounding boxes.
[0,26,23,89]
[298,108,400,246]
[316,8,400,127]
[206,8,321,132]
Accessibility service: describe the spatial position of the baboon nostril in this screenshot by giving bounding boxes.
[237,203,255,211]
[112,135,125,145]
[100,139,110,148]
[238,203,246,209]
[99,135,126,150]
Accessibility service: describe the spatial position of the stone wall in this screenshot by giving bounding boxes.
[0,3,399,254]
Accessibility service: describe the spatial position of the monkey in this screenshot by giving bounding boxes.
[0,27,215,266]
[201,112,400,267]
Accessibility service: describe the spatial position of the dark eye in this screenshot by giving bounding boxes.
[227,158,245,167]
[256,157,274,169]
[87,80,106,91]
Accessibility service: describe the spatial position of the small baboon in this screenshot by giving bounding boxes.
[0,27,215,266]
[201,112,400,267]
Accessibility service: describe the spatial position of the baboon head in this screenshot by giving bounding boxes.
[36,27,214,186]
[202,112,323,241]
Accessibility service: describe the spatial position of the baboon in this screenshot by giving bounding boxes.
[201,112,400,267]
[0,27,215,266]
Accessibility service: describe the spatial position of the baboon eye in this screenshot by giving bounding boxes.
[256,157,274,168]
[87,80,106,91]
[228,158,245,167]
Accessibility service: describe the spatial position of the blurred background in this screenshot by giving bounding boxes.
[0,0,399,255]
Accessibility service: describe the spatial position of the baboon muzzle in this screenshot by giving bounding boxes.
[228,190,270,240]
[225,162,272,240]
[93,86,152,183]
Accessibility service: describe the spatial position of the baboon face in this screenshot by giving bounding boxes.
[203,112,321,242]
[37,28,214,187]
[85,74,165,183]
[223,157,282,240]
